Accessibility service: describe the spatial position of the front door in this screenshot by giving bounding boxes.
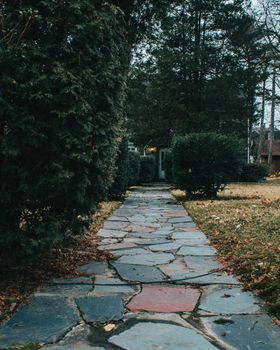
[159,148,168,180]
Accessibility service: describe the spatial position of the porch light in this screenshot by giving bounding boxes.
[146,146,157,154]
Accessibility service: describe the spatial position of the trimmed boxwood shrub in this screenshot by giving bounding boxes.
[172,133,244,198]
[128,151,141,186]
[239,163,269,182]
[0,2,128,264]
[108,139,129,200]
[140,155,156,183]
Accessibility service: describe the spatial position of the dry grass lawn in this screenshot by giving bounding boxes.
[172,178,280,320]
[220,178,280,201]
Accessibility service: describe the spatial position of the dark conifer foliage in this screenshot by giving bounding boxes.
[0,1,128,262]
[127,0,268,146]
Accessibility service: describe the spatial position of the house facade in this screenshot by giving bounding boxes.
[261,140,280,174]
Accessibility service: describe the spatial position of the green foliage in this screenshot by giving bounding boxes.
[239,163,269,182]
[108,138,129,199]
[140,155,156,183]
[164,150,173,183]
[128,151,141,186]
[172,133,244,198]
[127,0,267,147]
[0,1,128,264]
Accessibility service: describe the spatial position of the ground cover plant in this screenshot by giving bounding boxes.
[0,200,120,325]
[172,178,280,320]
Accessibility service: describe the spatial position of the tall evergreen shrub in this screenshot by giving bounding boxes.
[108,138,129,199]
[128,151,141,186]
[0,1,128,263]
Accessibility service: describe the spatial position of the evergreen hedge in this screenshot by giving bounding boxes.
[128,151,141,186]
[140,155,156,183]
[172,133,244,198]
[108,138,129,199]
[0,1,128,263]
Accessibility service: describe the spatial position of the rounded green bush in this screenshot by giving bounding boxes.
[172,133,244,198]
[239,163,269,182]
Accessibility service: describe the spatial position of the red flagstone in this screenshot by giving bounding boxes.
[127,285,200,313]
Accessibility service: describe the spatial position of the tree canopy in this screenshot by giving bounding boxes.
[126,0,269,147]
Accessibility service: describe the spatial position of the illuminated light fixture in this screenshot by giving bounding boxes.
[146,146,157,154]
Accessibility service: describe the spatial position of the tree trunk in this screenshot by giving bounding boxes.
[268,63,276,173]
[257,78,266,162]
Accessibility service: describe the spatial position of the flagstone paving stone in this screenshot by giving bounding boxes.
[202,315,280,350]
[76,262,108,275]
[175,238,209,246]
[98,242,137,250]
[1,184,278,349]
[0,296,79,348]
[127,285,201,312]
[184,256,222,272]
[122,237,170,245]
[111,248,152,257]
[159,259,189,278]
[103,221,130,230]
[173,222,197,228]
[36,277,93,297]
[176,272,241,285]
[148,242,183,251]
[177,246,217,256]
[168,217,193,223]
[107,216,129,222]
[199,287,261,314]
[98,229,127,238]
[172,231,206,239]
[112,263,165,282]
[90,277,137,296]
[116,252,175,266]
[76,296,123,323]
[108,322,218,350]
[42,344,105,350]
[128,232,165,238]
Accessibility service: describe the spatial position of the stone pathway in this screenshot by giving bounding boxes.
[0,185,279,350]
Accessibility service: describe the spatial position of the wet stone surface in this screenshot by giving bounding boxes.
[184,256,222,272]
[76,262,108,275]
[112,262,165,282]
[41,343,105,350]
[0,296,79,348]
[116,252,175,266]
[91,277,136,296]
[109,322,218,350]
[177,246,217,256]
[1,185,278,349]
[202,315,280,350]
[36,277,93,297]
[76,296,123,323]
[199,287,261,315]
